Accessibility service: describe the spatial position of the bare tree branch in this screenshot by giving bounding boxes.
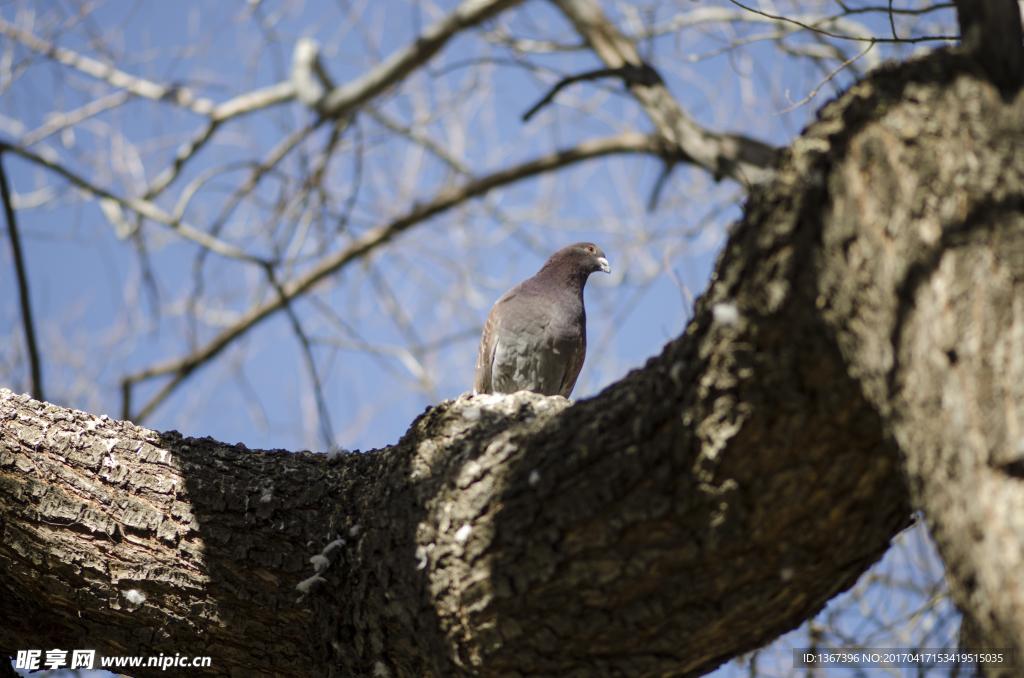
[20,90,131,146]
[551,0,777,185]
[636,4,953,41]
[724,1,956,44]
[317,0,528,118]
[0,143,268,264]
[521,63,663,122]
[367,109,471,175]
[775,42,876,114]
[0,17,296,119]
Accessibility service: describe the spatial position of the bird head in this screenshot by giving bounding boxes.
[550,242,611,277]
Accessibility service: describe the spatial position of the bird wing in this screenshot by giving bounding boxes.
[476,286,533,393]
[557,333,586,397]
[474,302,501,394]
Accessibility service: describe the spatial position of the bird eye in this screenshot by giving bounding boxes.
[587,246,594,253]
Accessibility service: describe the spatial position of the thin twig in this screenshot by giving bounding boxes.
[266,267,336,449]
[0,142,268,264]
[21,90,131,146]
[522,63,663,121]
[309,296,436,390]
[368,109,471,174]
[633,4,953,41]
[0,153,43,401]
[647,160,675,212]
[366,263,437,399]
[775,42,875,115]
[726,0,954,43]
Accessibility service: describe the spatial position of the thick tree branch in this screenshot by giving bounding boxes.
[0,230,909,674]
[807,50,1024,669]
[953,0,1024,94]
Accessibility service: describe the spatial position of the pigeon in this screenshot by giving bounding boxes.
[474,242,611,397]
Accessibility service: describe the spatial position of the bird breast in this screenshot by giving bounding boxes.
[490,293,585,396]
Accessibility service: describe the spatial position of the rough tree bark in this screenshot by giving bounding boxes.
[833,63,1024,672]
[862,10,1024,678]
[4,15,1024,678]
[953,0,1024,94]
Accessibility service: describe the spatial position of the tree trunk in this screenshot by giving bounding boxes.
[954,0,1024,94]
[3,47,1024,677]
[831,51,1024,678]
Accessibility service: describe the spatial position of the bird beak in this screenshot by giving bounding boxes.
[597,257,611,274]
